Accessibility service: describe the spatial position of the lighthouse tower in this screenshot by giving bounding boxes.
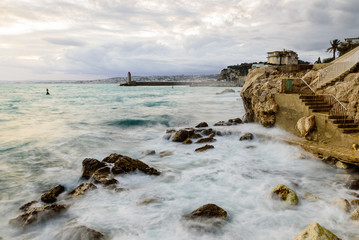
[127,72,132,85]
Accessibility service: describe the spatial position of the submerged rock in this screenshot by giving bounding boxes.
[331,198,351,212]
[196,137,216,144]
[322,156,338,167]
[239,132,254,141]
[350,209,359,221]
[228,118,243,125]
[303,193,320,202]
[350,199,359,208]
[216,89,235,95]
[144,150,156,155]
[93,176,118,186]
[19,201,41,212]
[137,197,162,206]
[294,222,341,240]
[159,151,173,158]
[195,122,208,128]
[184,203,227,220]
[183,138,193,144]
[82,158,107,179]
[200,128,214,136]
[195,145,214,152]
[105,153,160,175]
[69,183,97,197]
[270,184,299,205]
[54,225,106,240]
[346,176,359,190]
[41,185,65,203]
[10,203,68,227]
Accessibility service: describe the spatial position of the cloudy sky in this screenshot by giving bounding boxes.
[1,0,358,81]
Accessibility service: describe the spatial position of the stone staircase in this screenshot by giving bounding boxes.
[299,95,359,134]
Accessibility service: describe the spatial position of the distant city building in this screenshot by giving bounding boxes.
[344,37,359,45]
[267,50,298,65]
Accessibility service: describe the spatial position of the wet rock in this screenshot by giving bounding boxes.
[331,198,351,212]
[184,204,227,220]
[297,115,316,137]
[191,133,203,139]
[144,150,156,155]
[228,118,242,125]
[271,184,299,206]
[346,176,359,190]
[215,131,223,136]
[183,138,193,144]
[195,122,208,128]
[322,156,338,167]
[350,199,359,208]
[303,193,320,202]
[216,89,235,95]
[353,144,359,151]
[159,151,173,158]
[92,167,111,179]
[82,158,107,179]
[349,192,359,198]
[10,203,68,227]
[294,222,341,240]
[41,184,65,204]
[93,176,118,186]
[166,129,176,134]
[137,197,162,206]
[19,201,41,212]
[214,121,226,126]
[195,145,214,152]
[196,137,216,144]
[335,161,349,169]
[201,128,214,136]
[69,183,97,197]
[350,209,359,221]
[54,225,105,240]
[239,132,254,141]
[106,153,160,175]
[172,129,195,142]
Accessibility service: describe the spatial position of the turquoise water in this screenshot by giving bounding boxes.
[0,84,358,239]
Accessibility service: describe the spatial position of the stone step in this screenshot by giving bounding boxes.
[308,105,332,110]
[312,108,331,113]
[299,95,320,99]
[333,119,354,124]
[342,128,359,134]
[337,123,359,128]
[302,100,327,104]
[328,115,348,120]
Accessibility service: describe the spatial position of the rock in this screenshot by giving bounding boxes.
[335,161,349,169]
[350,209,359,221]
[349,192,359,198]
[106,153,160,175]
[93,176,118,186]
[159,151,173,157]
[346,176,359,190]
[294,222,341,240]
[353,144,359,151]
[195,122,208,128]
[92,167,111,179]
[196,137,216,144]
[322,156,338,167]
[54,225,105,240]
[184,204,227,220]
[214,121,226,126]
[191,133,203,139]
[331,198,351,212]
[19,201,41,212]
[144,150,156,155]
[166,129,176,134]
[137,197,161,206]
[227,118,242,125]
[303,193,320,202]
[172,129,195,142]
[239,132,254,141]
[82,158,107,179]
[183,138,193,144]
[270,184,299,205]
[201,128,214,136]
[69,183,97,197]
[297,115,316,137]
[216,89,235,95]
[10,203,68,227]
[350,199,359,207]
[41,184,65,204]
[195,145,214,152]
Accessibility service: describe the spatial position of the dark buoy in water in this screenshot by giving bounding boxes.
[46,89,50,95]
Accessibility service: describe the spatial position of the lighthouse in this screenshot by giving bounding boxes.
[127,72,132,85]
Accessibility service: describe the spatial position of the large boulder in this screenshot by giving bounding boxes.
[270,184,299,205]
[41,185,65,203]
[297,115,316,137]
[294,222,341,240]
[184,204,227,220]
[104,153,160,176]
[54,225,106,240]
[82,158,107,179]
[10,204,68,227]
[195,122,208,128]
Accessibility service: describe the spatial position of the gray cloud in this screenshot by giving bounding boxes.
[0,0,359,81]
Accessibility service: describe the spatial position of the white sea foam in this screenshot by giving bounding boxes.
[0,85,358,239]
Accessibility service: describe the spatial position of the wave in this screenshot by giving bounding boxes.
[106,115,172,128]
[143,101,170,107]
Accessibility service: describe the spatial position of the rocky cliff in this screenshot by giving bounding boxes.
[240,65,359,127]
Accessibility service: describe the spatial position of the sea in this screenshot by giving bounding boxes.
[0,84,358,240]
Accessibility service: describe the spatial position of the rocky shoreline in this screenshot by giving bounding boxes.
[8,115,359,239]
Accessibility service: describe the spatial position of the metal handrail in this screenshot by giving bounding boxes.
[316,46,359,90]
[300,78,315,93]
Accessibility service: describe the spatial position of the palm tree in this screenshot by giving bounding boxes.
[326,39,341,59]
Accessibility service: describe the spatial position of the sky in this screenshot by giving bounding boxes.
[0,0,358,81]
